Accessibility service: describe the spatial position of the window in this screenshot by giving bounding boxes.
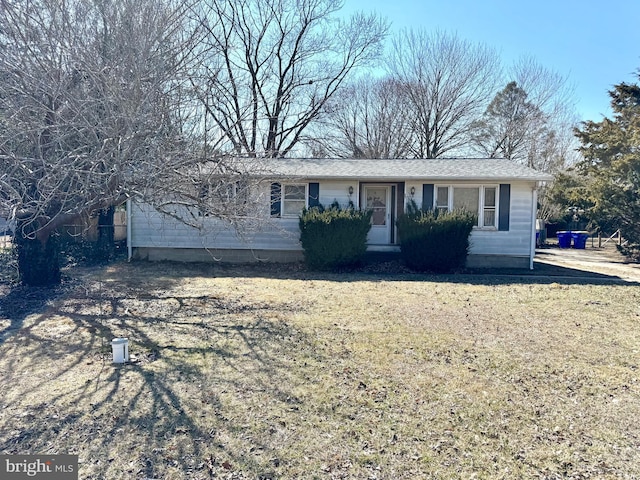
[483,187,497,228]
[434,185,498,228]
[453,187,479,213]
[435,186,449,213]
[198,180,249,217]
[282,184,307,217]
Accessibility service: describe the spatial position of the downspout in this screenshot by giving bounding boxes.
[529,184,539,270]
[126,198,132,262]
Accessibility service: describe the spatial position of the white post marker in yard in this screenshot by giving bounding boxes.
[112,338,129,363]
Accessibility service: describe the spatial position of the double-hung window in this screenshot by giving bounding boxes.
[435,186,449,214]
[198,180,249,217]
[199,180,249,217]
[281,184,307,217]
[434,185,498,229]
[483,186,497,228]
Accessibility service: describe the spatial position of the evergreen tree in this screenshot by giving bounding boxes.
[471,82,546,162]
[575,77,640,255]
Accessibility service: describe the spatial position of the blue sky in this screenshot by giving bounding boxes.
[342,0,640,122]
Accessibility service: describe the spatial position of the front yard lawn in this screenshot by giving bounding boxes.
[1,261,639,479]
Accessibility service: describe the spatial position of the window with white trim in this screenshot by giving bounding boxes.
[434,185,498,228]
[435,186,449,214]
[483,186,497,228]
[282,184,307,217]
[199,180,249,217]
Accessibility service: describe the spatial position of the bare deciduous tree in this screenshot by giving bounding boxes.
[0,0,207,284]
[310,76,412,158]
[511,56,575,121]
[0,0,385,284]
[511,56,581,168]
[190,0,388,158]
[387,30,501,158]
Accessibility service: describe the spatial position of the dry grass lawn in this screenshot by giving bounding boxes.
[1,260,639,479]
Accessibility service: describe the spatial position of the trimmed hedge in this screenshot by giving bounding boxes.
[299,202,372,270]
[397,201,476,272]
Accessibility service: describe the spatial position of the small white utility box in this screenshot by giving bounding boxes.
[111,338,129,363]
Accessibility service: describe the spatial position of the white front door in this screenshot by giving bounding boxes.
[365,185,391,244]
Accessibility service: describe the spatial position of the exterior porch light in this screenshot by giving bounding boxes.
[410,186,416,196]
[348,186,354,195]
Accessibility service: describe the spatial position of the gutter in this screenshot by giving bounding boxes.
[126,198,132,262]
[529,184,539,270]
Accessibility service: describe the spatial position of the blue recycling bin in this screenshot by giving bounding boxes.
[571,232,589,249]
[557,231,572,248]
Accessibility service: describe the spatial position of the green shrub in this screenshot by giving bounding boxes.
[397,201,476,272]
[299,202,372,270]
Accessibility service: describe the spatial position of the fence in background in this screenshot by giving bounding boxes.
[0,210,126,250]
[599,229,626,248]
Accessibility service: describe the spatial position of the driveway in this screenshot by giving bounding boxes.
[535,244,640,283]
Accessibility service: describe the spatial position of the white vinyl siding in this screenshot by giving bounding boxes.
[131,180,536,261]
[404,180,534,259]
[467,183,533,256]
[131,204,302,251]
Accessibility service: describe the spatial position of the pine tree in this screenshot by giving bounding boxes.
[471,82,546,162]
[575,77,640,255]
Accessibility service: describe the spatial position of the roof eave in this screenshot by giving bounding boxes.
[269,174,554,182]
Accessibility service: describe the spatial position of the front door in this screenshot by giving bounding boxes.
[365,185,391,244]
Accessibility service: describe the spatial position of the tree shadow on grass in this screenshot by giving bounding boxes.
[0,272,322,479]
[1,258,636,477]
[121,257,640,287]
[0,280,80,345]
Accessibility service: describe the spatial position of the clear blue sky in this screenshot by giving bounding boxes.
[342,0,640,122]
